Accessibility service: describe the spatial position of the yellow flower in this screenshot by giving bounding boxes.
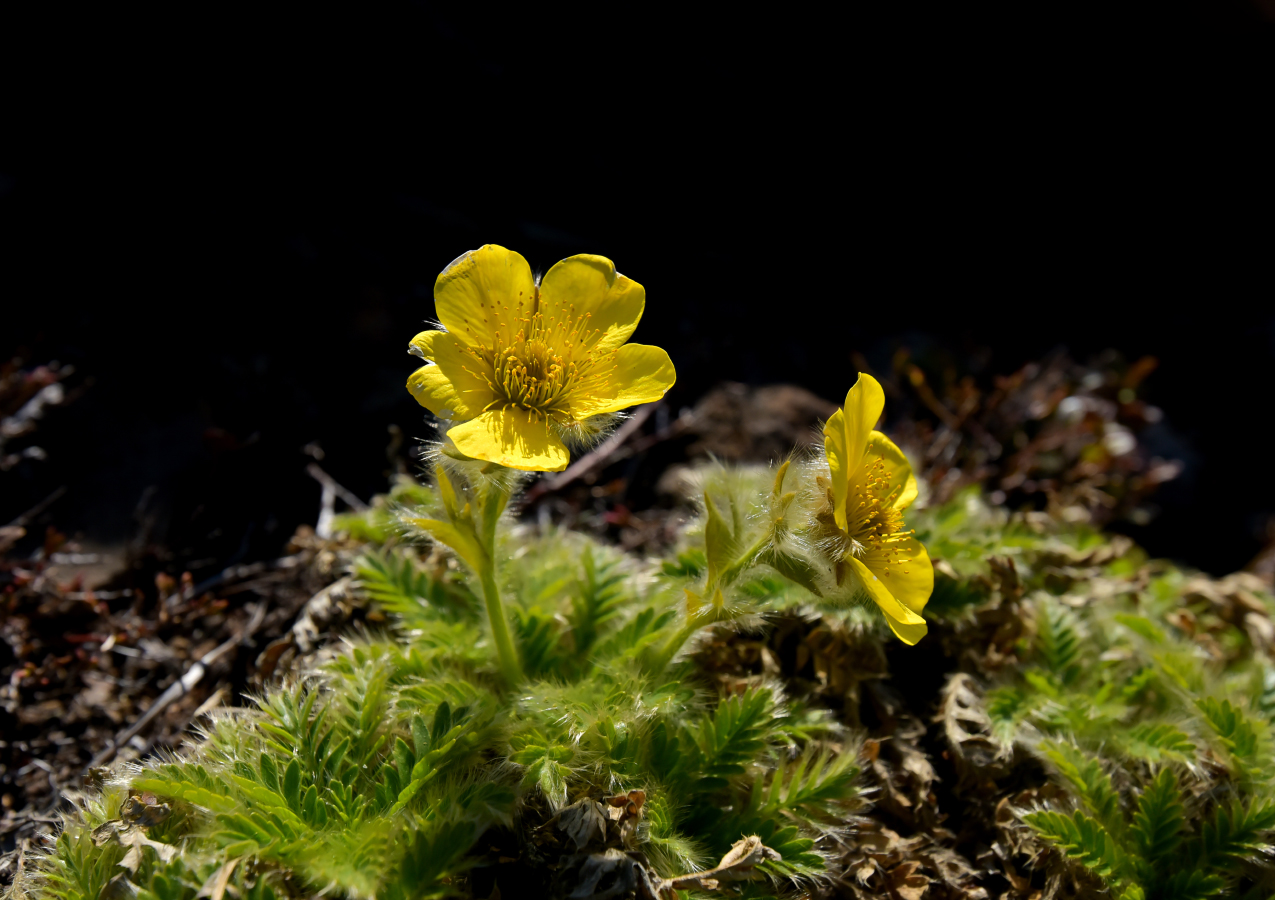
[821,373,933,644]
[406,245,676,472]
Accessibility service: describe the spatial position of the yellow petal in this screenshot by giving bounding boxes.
[446,408,570,473]
[861,534,933,615]
[537,254,646,352]
[574,343,676,416]
[407,365,461,417]
[846,555,928,645]
[823,408,849,530]
[864,431,919,511]
[433,245,536,348]
[408,330,497,418]
[824,373,885,531]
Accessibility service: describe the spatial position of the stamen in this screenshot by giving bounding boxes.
[470,303,614,422]
[837,458,908,557]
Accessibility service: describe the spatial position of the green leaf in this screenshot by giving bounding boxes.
[411,714,430,759]
[760,751,860,827]
[1190,800,1275,871]
[402,516,485,573]
[259,754,279,792]
[513,606,563,678]
[1196,698,1262,769]
[1043,744,1122,836]
[353,548,475,627]
[221,839,259,858]
[394,737,415,784]
[1037,599,1083,686]
[324,736,350,779]
[568,546,630,660]
[692,688,773,787]
[760,548,824,598]
[703,491,736,589]
[1124,723,1194,763]
[1114,613,1165,643]
[432,702,452,744]
[1158,870,1226,900]
[1120,667,1157,703]
[510,742,573,810]
[130,777,238,814]
[1130,768,1184,864]
[391,820,484,898]
[302,784,318,823]
[283,758,301,813]
[662,549,706,579]
[1025,809,1125,881]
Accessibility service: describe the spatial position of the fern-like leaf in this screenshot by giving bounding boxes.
[1043,743,1123,837]
[1158,869,1227,900]
[568,546,628,661]
[1130,767,1184,864]
[1025,809,1126,881]
[381,822,481,900]
[1037,599,1084,686]
[354,548,474,625]
[513,606,564,678]
[1190,800,1275,871]
[1124,722,1194,763]
[595,606,677,664]
[509,732,575,810]
[690,688,774,791]
[1196,698,1263,773]
[763,751,861,825]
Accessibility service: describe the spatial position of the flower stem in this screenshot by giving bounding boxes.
[479,556,522,686]
[719,533,772,585]
[648,619,700,677]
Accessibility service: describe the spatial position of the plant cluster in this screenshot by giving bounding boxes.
[16,477,1275,899]
[914,491,1275,899]
[12,246,1275,900]
[18,460,881,900]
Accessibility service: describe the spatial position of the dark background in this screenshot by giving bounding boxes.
[3,2,1272,577]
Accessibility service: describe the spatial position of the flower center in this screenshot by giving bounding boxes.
[462,298,616,422]
[844,457,907,552]
[817,457,915,579]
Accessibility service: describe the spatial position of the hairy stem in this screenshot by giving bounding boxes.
[649,533,773,675]
[648,619,701,677]
[479,557,523,685]
[719,533,773,585]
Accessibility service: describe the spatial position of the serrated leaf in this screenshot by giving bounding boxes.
[1025,809,1124,880]
[1037,599,1083,685]
[703,491,736,589]
[130,777,237,814]
[1125,723,1194,763]
[761,548,824,598]
[282,759,301,812]
[259,754,279,792]
[411,714,430,759]
[302,784,318,822]
[1114,613,1165,643]
[1131,768,1184,863]
[403,516,485,573]
[1158,870,1226,900]
[394,737,414,783]
[324,736,350,779]
[1043,744,1121,835]
[1191,800,1275,870]
[1196,697,1262,765]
